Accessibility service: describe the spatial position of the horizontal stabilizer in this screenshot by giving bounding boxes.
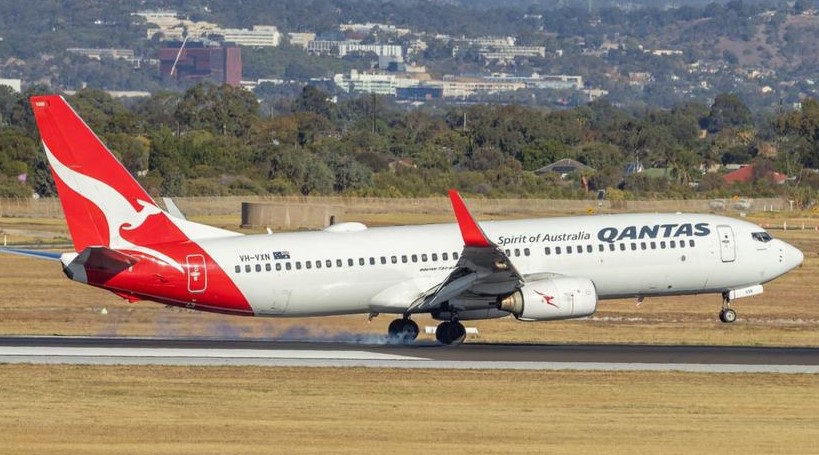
[0,248,62,261]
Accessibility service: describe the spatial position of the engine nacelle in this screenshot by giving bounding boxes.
[499,277,598,321]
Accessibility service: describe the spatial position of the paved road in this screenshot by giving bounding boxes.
[1,337,817,373]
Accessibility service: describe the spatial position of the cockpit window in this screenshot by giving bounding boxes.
[752,232,773,243]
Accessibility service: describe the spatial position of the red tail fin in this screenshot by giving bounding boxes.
[31,95,190,251]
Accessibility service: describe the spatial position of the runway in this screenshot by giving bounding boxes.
[1,336,818,372]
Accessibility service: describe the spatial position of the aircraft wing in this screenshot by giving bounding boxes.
[407,190,523,313]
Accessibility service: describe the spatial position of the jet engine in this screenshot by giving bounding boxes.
[498,277,598,321]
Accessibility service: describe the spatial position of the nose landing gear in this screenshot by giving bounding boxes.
[719,293,737,323]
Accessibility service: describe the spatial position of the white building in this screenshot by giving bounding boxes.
[288,32,316,49]
[340,23,411,36]
[334,70,399,95]
[337,43,403,59]
[216,25,281,47]
[0,78,21,92]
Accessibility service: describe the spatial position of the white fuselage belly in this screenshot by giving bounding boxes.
[198,213,795,317]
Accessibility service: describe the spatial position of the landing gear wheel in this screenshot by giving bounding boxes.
[387,318,419,342]
[435,321,466,345]
[719,293,737,324]
[720,308,737,323]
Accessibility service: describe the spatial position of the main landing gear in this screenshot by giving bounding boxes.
[387,317,419,342]
[385,317,467,345]
[435,320,466,346]
[719,293,737,323]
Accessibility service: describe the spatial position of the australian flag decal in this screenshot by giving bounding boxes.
[273,251,291,260]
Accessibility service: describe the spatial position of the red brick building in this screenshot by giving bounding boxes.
[159,41,241,86]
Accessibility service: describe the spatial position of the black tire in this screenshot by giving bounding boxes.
[718,310,726,323]
[388,318,419,342]
[435,321,466,345]
[723,308,737,323]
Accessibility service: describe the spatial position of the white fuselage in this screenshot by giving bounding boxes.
[195,213,803,317]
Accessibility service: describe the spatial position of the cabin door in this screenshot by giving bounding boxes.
[717,225,736,263]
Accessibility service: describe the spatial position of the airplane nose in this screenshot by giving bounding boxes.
[784,242,804,271]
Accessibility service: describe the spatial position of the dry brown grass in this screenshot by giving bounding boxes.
[0,365,817,455]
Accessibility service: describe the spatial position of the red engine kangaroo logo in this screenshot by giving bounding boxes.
[534,290,559,308]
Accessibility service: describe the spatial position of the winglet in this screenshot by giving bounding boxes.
[448,189,493,248]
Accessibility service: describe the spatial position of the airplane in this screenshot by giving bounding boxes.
[2,95,804,345]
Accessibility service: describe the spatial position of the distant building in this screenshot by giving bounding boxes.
[0,78,21,92]
[159,40,242,86]
[723,164,787,185]
[288,32,316,49]
[67,48,137,64]
[333,70,397,95]
[214,25,280,47]
[396,86,443,101]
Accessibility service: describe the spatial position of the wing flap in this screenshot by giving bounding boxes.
[408,191,524,314]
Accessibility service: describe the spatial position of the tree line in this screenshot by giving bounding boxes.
[0,84,818,205]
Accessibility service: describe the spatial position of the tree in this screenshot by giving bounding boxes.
[706,93,754,133]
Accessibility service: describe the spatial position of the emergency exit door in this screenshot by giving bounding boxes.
[186,254,208,293]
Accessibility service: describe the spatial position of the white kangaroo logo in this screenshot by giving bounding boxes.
[44,144,183,272]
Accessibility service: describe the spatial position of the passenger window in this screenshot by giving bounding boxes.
[576,245,583,254]
[306,262,312,269]
[265,263,271,272]
[315,260,321,269]
[234,265,241,273]
[609,243,615,251]
[679,241,685,249]
[545,247,551,255]
[391,256,398,264]
[256,264,262,272]
[245,265,251,273]
[689,239,695,247]
[514,249,520,257]
[650,241,656,249]
[369,257,376,265]
[505,249,511,256]
[421,254,428,262]
[524,248,530,256]
[285,263,292,271]
[348,259,354,267]
[275,263,282,271]
[630,243,637,251]
[359,258,365,266]
[555,246,562,255]
[412,254,418,262]
[598,244,605,252]
[660,241,666,249]
[586,245,592,253]
[442,253,449,261]
[380,257,387,265]
[619,243,626,251]
[640,242,647,250]
[335,259,341,267]
[295,262,302,270]
[402,255,408,263]
[567,246,573,254]
[670,240,676,248]
[431,253,438,262]
[453,252,459,260]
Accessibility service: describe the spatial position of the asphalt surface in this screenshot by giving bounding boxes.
[0,336,817,372]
